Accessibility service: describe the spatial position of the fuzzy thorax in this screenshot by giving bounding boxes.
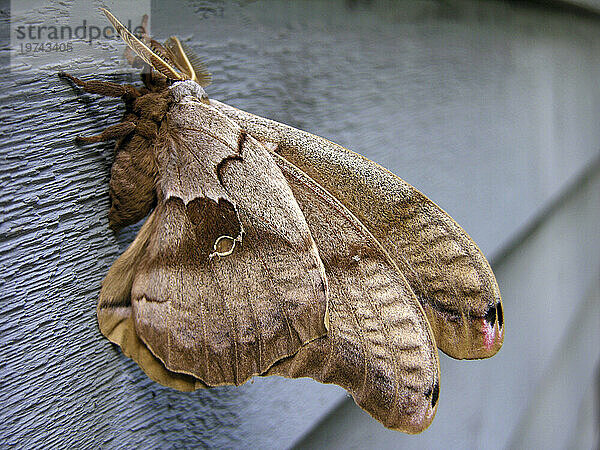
[170,80,209,104]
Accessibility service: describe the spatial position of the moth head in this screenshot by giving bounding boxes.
[171,80,210,105]
[101,8,211,88]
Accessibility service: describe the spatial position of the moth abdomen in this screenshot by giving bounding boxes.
[108,124,160,230]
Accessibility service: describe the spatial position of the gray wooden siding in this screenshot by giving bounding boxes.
[1,0,599,448]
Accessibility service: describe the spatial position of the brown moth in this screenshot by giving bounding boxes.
[59,9,503,433]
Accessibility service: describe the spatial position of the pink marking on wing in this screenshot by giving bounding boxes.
[482,318,496,350]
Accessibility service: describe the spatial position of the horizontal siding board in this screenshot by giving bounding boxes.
[1,0,599,447]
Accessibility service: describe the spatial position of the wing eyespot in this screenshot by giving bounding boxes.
[496,302,504,329]
[209,235,240,259]
[484,303,497,327]
[425,382,440,408]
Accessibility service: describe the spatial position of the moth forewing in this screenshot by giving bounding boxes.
[210,100,504,360]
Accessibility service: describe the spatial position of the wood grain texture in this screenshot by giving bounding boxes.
[2,0,600,447]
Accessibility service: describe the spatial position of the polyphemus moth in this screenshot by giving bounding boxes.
[59,9,504,434]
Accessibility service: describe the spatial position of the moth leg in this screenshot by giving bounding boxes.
[76,121,136,144]
[138,13,151,43]
[58,72,140,98]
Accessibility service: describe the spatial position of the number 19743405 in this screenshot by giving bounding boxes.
[19,42,73,54]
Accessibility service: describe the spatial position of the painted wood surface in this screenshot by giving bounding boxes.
[1,1,599,447]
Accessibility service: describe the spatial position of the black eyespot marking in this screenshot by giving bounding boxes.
[496,302,504,329]
[431,382,439,407]
[484,304,497,326]
[425,382,440,408]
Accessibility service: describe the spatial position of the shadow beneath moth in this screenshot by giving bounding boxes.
[59,9,504,434]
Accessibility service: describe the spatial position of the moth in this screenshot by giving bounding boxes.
[59,9,504,434]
